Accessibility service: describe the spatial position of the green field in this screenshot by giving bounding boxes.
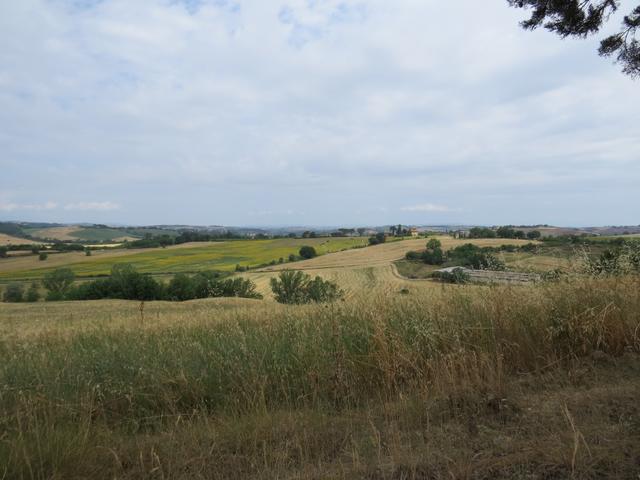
[0,237,369,281]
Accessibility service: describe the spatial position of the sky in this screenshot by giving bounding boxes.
[1,0,638,227]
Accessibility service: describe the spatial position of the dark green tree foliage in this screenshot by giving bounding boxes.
[64,266,261,302]
[422,238,445,265]
[3,283,24,303]
[508,0,640,77]
[270,270,342,304]
[25,283,40,302]
[368,232,387,245]
[468,227,496,239]
[299,246,317,259]
[0,246,7,258]
[166,273,195,301]
[39,252,48,261]
[527,230,542,240]
[109,264,163,301]
[43,268,75,300]
[448,244,506,270]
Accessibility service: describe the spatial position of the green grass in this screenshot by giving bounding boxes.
[0,237,369,280]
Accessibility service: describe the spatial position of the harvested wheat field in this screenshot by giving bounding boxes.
[244,236,535,298]
[0,232,32,245]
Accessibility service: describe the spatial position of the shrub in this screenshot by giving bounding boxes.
[434,267,470,284]
[166,273,196,301]
[25,283,40,302]
[426,238,442,250]
[468,227,496,239]
[43,268,75,298]
[405,251,422,261]
[270,270,310,304]
[270,270,342,304]
[448,244,506,270]
[288,254,297,262]
[305,276,343,303]
[299,246,317,259]
[39,252,48,261]
[3,283,24,302]
[422,248,444,265]
[368,232,386,246]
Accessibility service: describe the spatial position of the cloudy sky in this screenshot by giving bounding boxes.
[1,0,638,227]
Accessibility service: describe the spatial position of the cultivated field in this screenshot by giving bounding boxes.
[0,237,370,281]
[0,232,33,245]
[242,236,537,297]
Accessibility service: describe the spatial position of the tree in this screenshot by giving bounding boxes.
[527,230,542,240]
[25,282,40,302]
[426,238,442,250]
[270,270,342,304]
[166,273,195,301]
[3,283,24,303]
[43,268,75,299]
[0,246,7,258]
[508,0,640,77]
[468,227,496,239]
[357,228,367,237]
[299,246,317,259]
[270,270,311,304]
[39,252,48,261]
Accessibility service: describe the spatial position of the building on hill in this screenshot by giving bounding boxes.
[409,228,419,237]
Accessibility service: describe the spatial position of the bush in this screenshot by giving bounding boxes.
[405,251,422,261]
[434,267,470,284]
[288,254,297,262]
[64,267,261,302]
[299,246,317,259]
[43,268,75,298]
[3,283,24,302]
[468,227,496,239]
[25,283,40,302]
[368,232,386,246]
[448,244,506,270]
[39,252,48,261]
[166,273,195,301]
[270,270,342,304]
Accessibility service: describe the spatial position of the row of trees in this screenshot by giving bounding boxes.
[468,226,542,240]
[1,265,263,303]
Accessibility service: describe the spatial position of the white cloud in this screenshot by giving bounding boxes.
[0,0,638,225]
[63,202,120,211]
[401,204,454,213]
[0,201,57,212]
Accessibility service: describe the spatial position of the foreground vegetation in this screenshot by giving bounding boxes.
[1,276,639,478]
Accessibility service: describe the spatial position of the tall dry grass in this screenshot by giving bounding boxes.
[1,276,639,478]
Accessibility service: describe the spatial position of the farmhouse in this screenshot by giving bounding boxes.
[409,228,419,237]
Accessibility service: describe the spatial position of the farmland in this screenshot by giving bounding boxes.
[0,236,370,282]
[1,233,639,479]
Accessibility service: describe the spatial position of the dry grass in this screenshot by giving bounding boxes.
[0,276,639,479]
[0,233,33,246]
